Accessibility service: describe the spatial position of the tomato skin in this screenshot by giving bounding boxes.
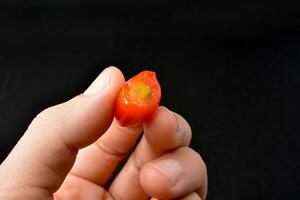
[115,70,161,126]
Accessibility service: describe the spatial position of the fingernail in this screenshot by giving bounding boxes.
[84,67,111,95]
[173,113,186,144]
[162,106,186,144]
[153,159,182,186]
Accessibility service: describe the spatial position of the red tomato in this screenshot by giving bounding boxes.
[115,70,161,126]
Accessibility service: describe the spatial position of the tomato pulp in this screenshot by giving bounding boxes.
[115,70,161,126]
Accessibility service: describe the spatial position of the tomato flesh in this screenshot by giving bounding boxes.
[115,70,161,126]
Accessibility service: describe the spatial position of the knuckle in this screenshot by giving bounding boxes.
[95,140,127,158]
[26,106,65,133]
[132,150,145,172]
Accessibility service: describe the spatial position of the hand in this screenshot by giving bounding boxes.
[0,67,207,200]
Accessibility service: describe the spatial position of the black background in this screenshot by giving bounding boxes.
[1,1,300,199]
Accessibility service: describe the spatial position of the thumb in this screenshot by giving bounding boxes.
[0,67,124,198]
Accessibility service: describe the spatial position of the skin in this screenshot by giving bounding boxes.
[0,67,207,200]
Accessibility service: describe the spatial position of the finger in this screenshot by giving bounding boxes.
[150,192,202,200]
[144,110,192,153]
[53,174,107,200]
[178,192,202,200]
[108,107,192,200]
[68,118,142,186]
[140,147,207,200]
[0,67,124,198]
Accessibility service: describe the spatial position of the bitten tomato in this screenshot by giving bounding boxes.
[115,70,161,126]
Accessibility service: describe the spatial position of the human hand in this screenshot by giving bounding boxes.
[0,67,207,200]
